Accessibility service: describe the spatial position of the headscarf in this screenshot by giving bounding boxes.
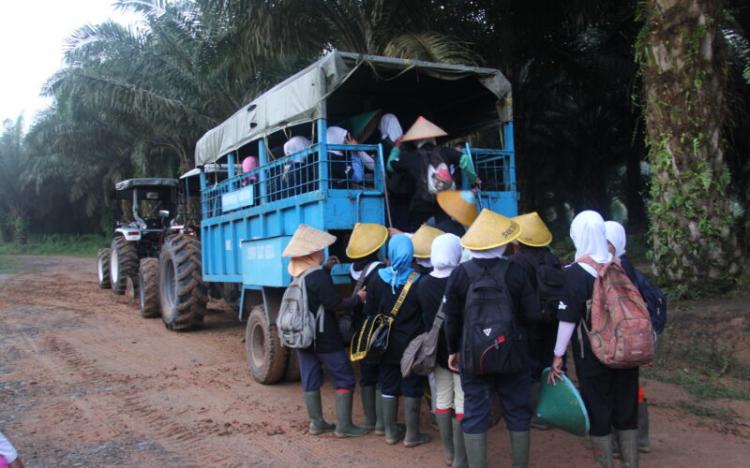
[242,156,258,182]
[379,113,403,142]
[416,138,436,149]
[430,233,462,278]
[326,126,349,156]
[288,250,324,277]
[569,210,612,264]
[604,221,627,258]
[378,233,418,293]
[468,245,507,260]
[283,136,311,157]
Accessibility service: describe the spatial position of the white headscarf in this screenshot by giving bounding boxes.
[569,210,612,264]
[430,233,462,278]
[469,244,507,260]
[604,221,627,258]
[416,258,433,269]
[326,126,349,156]
[283,136,311,156]
[379,113,403,142]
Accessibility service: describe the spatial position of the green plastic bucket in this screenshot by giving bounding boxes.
[536,368,590,436]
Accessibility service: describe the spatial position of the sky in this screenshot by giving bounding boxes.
[0,0,141,127]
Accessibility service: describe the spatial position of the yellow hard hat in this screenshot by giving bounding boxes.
[282,224,336,257]
[512,212,553,247]
[437,191,479,227]
[460,209,521,251]
[412,224,445,259]
[345,223,388,260]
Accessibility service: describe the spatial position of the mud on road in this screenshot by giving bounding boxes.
[1,256,748,467]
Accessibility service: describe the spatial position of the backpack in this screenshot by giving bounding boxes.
[514,251,566,323]
[277,267,323,349]
[577,257,655,368]
[460,261,523,376]
[632,268,668,335]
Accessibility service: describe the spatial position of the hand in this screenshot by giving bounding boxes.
[548,355,565,385]
[356,287,367,303]
[324,255,340,270]
[448,353,460,372]
[345,135,359,145]
[387,227,402,237]
[394,136,403,148]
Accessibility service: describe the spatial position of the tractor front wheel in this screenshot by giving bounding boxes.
[245,305,288,384]
[97,248,111,289]
[110,238,138,295]
[159,234,206,331]
[138,258,160,318]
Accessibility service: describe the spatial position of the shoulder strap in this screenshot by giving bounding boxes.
[353,262,374,293]
[432,299,446,328]
[389,272,419,318]
[576,256,601,278]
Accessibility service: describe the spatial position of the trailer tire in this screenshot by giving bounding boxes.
[284,348,301,382]
[138,258,161,318]
[159,234,207,331]
[245,305,288,384]
[97,248,111,289]
[110,237,138,295]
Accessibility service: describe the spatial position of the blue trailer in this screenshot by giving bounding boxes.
[159,51,518,384]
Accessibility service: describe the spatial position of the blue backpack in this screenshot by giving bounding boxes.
[632,268,667,335]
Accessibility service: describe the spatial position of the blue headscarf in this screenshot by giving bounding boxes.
[378,234,419,293]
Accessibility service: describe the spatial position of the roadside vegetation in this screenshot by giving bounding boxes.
[0,234,106,257]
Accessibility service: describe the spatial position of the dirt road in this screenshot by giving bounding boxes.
[1,256,747,467]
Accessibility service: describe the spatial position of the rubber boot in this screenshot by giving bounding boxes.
[451,418,468,468]
[361,385,377,431]
[436,412,455,465]
[303,391,335,435]
[404,397,432,447]
[334,391,368,438]
[618,429,639,468]
[463,432,487,468]
[374,387,385,435]
[530,382,549,430]
[638,402,651,453]
[382,396,405,445]
[590,435,614,468]
[510,431,530,468]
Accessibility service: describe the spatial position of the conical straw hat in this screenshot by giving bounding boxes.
[343,109,382,142]
[282,224,336,258]
[512,212,553,247]
[401,116,448,143]
[412,224,445,259]
[437,191,479,227]
[460,209,521,251]
[346,223,388,260]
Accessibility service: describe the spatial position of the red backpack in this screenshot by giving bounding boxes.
[577,257,655,368]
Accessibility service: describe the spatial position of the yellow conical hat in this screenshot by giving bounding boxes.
[461,209,521,251]
[346,223,388,260]
[412,224,445,259]
[282,224,336,257]
[401,116,448,142]
[512,212,553,247]
[437,191,479,227]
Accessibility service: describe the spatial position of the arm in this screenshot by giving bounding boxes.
[443,268,466,355]
[317,271,361,310]
[386,146,401,173]
[506,262,542,324]
[358,151,375,171]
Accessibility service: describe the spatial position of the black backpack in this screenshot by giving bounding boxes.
[534,256,567,323]
[460,260,523,376]
[632,268,668,335]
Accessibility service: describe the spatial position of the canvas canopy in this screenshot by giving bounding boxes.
[114,178,179,191]
[195,51,513,166]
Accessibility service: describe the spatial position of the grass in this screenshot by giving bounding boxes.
[676,401,739,422]
[0,234,108,257]
[644,367,750,401]
[0,255,22,274]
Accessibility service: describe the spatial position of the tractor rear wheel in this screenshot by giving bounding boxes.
[110,237,138,295]
[138,258,160,318]
[97,248,111,289]
[245,305,288,384]
[159,234,206,331]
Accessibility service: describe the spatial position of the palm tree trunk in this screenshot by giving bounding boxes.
[640,0,741,292]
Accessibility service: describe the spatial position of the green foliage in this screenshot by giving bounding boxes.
[0,234,107,257]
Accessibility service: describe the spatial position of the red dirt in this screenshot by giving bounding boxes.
[0,256,748,467]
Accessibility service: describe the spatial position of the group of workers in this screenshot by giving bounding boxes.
[280,193,653,467]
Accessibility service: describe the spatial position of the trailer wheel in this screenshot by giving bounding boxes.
[138,258,160,318]
[97,248,111,289]
[110,237,138,295]
[245,305,288,384]
[159,234,206,331]
[284,348,301,382]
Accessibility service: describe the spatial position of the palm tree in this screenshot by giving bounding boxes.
[0,117,31,241]
[639,0,742,292]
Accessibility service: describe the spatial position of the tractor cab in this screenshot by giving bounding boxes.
[112,178,179,239]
